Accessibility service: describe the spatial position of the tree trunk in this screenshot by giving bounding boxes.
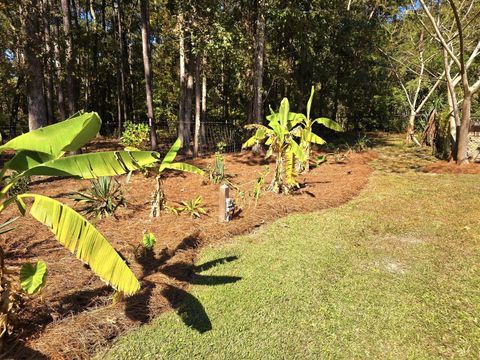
[201,57,207,147]
[177,12,186,146]
[140,0,158,150]
[9,74,24,138]
[41,0,54,124]
[184,67,194,153]
[456,94,472,164]
[60,0,78,115]
[405,110,421,146]
[112,3,123,135]
[20,0,48,130]
[54,18,67,120]
[252,0,265,124]
[193,54,201,157]
[117,0,129,123]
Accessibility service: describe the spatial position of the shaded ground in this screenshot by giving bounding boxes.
[0,139,374,359]
[97,137,480,360]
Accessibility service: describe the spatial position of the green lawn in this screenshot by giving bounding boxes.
[98,146,480,359]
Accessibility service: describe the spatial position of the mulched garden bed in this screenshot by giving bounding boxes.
[0,140,375,359]
[423,161,480,174]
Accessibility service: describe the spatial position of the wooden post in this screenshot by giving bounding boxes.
[219,184,229,222]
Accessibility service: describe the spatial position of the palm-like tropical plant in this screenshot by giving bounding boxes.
[293,86,343,173]
[243,98,306,194]
[0,112,160,343]
[150,138,205,217]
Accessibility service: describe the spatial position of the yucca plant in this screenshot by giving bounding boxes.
[72,176,126,218]
[293,86,343,173]
[150,139,205,217]
[243,98,306,194]
[0,112,159,344]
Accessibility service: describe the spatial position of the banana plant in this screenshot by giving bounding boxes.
[243,98,306,194]
[293,86,343,173]
[150,138,205,217]
[0,112,160,343]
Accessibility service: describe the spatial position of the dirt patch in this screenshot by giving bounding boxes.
[423,161,480,174]
[0,148,375,359]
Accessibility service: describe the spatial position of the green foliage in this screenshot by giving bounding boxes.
[208,152,225,184]
[0,112,157,299]
[351,135,372,152]
[20,260,47,295]
[244,92,342,192]
[216,141,227,153]
[251,166,270,207]
[170,196,207,219]
[120,121,150,150]
[72,177,126,219]
[0,217,17,235]
[243,98,306,194]
[295,86,343,172]
[142,233,156,251]
[150,139,205,217]
[3,171,30,196]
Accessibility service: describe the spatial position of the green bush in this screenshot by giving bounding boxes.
[120,121,150,150]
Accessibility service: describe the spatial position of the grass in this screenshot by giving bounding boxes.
[98,142,480,359]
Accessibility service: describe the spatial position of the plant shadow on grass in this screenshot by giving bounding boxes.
[125,234,241,333]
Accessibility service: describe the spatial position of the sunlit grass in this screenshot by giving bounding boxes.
[98,144,480,359]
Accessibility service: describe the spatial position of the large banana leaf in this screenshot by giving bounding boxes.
[22,151,159,179]
[0,112,101,157]
[242,125,270,149]
[163,162,205,176]
[4,150,56,173]
[278,98,290,128]
[313,117,343,132]
[19,194,140,295]
[161,138,182,167]
[306,86,315,121]
[288,138,306,162]
[300,129,326,145]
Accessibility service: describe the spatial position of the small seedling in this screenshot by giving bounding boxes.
[143,232,156,251]
[251,166,270,207]
[20,260,47,295]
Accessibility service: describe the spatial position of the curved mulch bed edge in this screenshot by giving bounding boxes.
[1,150,376,359]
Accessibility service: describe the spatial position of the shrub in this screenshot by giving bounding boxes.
[120,121,150,150]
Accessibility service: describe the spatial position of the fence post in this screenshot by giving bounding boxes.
[219,184,229,222]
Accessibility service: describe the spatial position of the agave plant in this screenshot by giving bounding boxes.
[150,138,205,217]
[0,112,159,343]
[293,86,343,173]
[72,176,126,219]
[243,98,306,194]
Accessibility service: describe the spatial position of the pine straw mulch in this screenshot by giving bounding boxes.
[423,161,480,174]
[0,145,376,359]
